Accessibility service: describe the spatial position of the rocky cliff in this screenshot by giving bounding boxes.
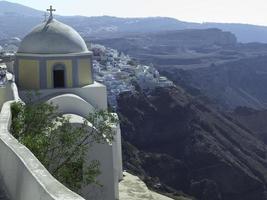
[161,55,267,111]
[232,107,267,144]
[118,86,267,200]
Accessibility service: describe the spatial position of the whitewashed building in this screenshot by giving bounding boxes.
[0,7,122,200]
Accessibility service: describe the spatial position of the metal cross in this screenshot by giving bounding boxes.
[47,5,56,18]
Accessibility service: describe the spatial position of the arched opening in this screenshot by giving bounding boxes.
[53,64,65,88]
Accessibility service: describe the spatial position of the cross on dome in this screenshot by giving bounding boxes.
[47,5,56,19]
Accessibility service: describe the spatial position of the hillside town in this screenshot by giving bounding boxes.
[91,44,173,108]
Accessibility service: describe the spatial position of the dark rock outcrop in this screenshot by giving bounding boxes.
[118,86,267,200]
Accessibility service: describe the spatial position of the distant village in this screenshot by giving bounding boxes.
[0,40,173,109]
[92,44,173,108]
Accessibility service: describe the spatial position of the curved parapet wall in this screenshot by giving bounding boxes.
[47,94,95,118]
[0,101,85,200]
[10,82,20,101]
[19,82,108,110]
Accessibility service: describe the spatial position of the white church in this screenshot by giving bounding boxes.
[0,6,123,200]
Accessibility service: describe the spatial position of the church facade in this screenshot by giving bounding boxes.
[14,18,93,90]
[6,7,123,200]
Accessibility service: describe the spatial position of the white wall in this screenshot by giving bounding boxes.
[113,123,123,181]
[0,83,13,108]
[82,124,122,200]
[19,82,108,110]
[47,94,95,118]
[0,74,17,109]
[83,141,117,200]
[66,114,122,200]
[18,82,123,200]
[0,101,85,200]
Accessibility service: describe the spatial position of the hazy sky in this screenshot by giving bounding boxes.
[7,0,267,26]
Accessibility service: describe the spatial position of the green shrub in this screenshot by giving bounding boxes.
[10,99,118,192]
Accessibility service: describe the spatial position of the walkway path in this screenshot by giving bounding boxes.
[119,172,174,200]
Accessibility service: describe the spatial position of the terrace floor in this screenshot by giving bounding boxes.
[119,172,174,200]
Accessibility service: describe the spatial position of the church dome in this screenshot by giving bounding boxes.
[17,19,88,54]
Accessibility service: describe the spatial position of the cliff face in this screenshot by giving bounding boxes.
[232,107,267,144]
[161,56,267,111]
[117,86,267,200]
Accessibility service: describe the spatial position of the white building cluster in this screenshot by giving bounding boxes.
[92,44,173,108]
[0,37,20,53]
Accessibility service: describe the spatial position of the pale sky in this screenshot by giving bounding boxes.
[7,0,267,26]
